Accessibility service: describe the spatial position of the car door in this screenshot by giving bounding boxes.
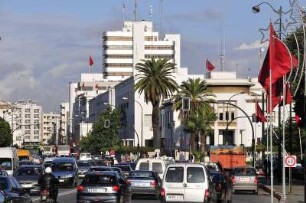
[163,166,185,202]
[184,166,206,202]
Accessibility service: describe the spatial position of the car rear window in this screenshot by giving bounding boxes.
[165,167,184,183]
[129,171,154,178]
[139,162,149,170]
[233,168,256,176]
[116,165,131,171]
[15,167,42,176]
[82,175,117,186]
[89,167,112,172]
[187,167,205,183]
[52,162,74,172]
[152,163,163,174]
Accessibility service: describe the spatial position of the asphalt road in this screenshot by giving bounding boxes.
[30,187,275,203]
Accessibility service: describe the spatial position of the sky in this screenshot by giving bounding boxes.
[0,0,303,112]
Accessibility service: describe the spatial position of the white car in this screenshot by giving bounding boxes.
[160,163,210,203]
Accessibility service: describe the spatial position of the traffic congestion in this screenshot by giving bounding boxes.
[0,145,272,203]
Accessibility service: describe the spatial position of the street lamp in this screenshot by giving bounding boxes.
[122,97,143,148]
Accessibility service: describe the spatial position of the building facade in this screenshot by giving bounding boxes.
[42,112,60,145]
[59,102,69,144]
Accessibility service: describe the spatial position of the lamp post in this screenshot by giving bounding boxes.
[122,97,143,148]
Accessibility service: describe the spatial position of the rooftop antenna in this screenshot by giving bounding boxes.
[149,5,153,22]
[159,0,164,38]
[220,32,225,71]
[122,0,126,25]
[133,0,137,21]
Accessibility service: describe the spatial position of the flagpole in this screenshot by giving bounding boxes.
[282,76,286,201]
[269,69,274,203]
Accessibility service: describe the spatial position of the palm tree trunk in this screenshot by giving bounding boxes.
[200,133,206,154]
[190,133,196,151]
[152,105,161,149]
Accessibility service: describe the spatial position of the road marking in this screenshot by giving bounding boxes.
[31,189,76,202]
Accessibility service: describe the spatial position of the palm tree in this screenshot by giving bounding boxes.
[173,78,215,152]
[134,58,178,149]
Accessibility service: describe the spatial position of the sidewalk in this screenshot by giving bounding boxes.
[259,177,304,202]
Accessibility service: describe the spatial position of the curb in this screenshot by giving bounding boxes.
[259,184,284,202]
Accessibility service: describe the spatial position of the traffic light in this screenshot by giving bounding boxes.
[294,91,304,128]
[182,97,190,111]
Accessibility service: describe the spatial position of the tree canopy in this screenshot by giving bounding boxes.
[0,117,12,147]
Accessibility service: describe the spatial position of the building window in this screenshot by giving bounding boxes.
[25,109,30,113]
[219,113,224,121]
[34,120,39,124]
[34,136,39,140]
[24,126,30,129]
[25,114,31,118]
[34,109,40,113]
[34,131,39,135]
[25,130,31,134]
[25,120,31,124]
[144,114,152,128]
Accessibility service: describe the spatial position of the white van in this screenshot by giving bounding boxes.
[0,147,19,176]
[160,163,210,203]
[79,153,92,161]
[135,158,166,179]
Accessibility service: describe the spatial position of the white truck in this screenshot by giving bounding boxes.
[57,145,71,157]
[0,147,19,176]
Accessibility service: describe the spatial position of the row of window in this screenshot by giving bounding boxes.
[24,109,40,113]
[103,45,133,50]
[104,63,133,67]
[145,45,174,50]
[144,55,173,59]
[103,72,132,77]
[104,55,133,59]
[103,36,158,41]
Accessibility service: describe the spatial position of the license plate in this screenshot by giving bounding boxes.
[88,188,106,192]
[239,177,251,182]
[59,179,64,182]
[133,182,150,187]
[167,195,183,201]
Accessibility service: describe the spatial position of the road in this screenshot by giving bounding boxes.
[30,187,275,203]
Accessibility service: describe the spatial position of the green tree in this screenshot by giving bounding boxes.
[134,58,178,148]
[80,106,122,154]
[0,117,12,147]
[173,78,215,151]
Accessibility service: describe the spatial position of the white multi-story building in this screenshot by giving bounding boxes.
[69,73,120,144]
[3,100,43,147]
[102,21,180,80]
[42,112,60,145]
[59,102,69,144]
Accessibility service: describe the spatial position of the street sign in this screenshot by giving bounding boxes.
[284,155,297,167]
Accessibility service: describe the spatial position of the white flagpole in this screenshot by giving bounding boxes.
[269,69,274,203]
[282,76,286,201]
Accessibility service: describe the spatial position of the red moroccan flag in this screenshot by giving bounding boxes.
[266,78,282,113]
[256,101,267,123]
[206,59,216,71]
[89,56,94,66]
[258,22,296,92]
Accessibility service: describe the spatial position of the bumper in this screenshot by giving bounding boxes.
[77,194,119,203]
[232,184,258,192]
[130,186,157,195]
[57,177,75,186]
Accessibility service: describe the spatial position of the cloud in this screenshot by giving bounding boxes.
[235,40,268,50]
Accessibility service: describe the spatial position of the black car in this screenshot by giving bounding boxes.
[51,157,78,187]
[0,191,9,203]
[77,160,95,178]
[77,171,131,203]
[14,165,43,195]
[0,176,32,203]
[113,164,133,178]
[208,171,232,203]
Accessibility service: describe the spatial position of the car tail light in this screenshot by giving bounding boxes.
[77,186,84,191]
[231,176,236,184]
[160,188,165,197]
[254,177,258,185]
[204,189,209,199]
[216,183,222,192]
[150,180,157,187]
[112,185,120,191]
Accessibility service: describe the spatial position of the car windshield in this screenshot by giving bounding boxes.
[115,165,131,172]
[0,159,12,170]
[233,167,256,176]
[15,167,42,176]
[82,175,117,186]
[52,162,74,172]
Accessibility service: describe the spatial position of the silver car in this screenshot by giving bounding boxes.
[231,166,258,194]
